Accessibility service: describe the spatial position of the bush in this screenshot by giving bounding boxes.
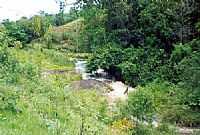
[0,46,21,83]
[87,45,168,86]
[21,62,39,81]
[118,62,139,86]
[2,20,29,45]
[121,48,167,86]
[177,52,200,110]
[170,43,192,64]
[120,81,200,126]
[87,44,123,72]
[0,86,20,113]
[124,88,156,122]
[0,31,39,83]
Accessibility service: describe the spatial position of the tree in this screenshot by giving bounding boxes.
[55,0,68,25]
[31,16,43,37]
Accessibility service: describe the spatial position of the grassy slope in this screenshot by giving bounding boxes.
[49,18,85,52]
[52,18,84,34]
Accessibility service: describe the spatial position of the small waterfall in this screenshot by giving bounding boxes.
[75,60,111,81]
[75,60,87,74]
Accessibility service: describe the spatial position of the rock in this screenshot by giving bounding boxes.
[67,79,112,92]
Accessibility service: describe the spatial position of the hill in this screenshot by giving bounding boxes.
[44,18,85,52]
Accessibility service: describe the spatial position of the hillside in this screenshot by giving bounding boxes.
[47,18,85,52]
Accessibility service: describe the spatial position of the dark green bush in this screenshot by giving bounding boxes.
[87,45,168,86]
[122,48,167,86]
[118,62,139,86]
[2,20,29,44]
[177,52,200,110]
[87,44,123,73]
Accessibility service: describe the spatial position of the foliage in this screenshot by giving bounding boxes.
[88,45,167,86]
[119,81,200,126]
[2,20,29,45]
[125,89,156,122]
[0,45,114,135]
[84,0,200,86]
[138,0,179,52]
[78,7,109,51]
[177,52,200,110]
[0,85,20,113]
[84,1,200,128]
[0,32,20,83]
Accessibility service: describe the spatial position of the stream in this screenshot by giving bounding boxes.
[74,60,161,127]
[75,60,135,102]
[75,60,200,132]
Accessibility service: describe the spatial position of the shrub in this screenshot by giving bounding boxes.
[0,46,21,83]
[2,20,31,46]
[0,31,39,83]
[170,43,192,64]
[125,88,156,122]
[87,44,123,73]
[120,81,200,126]
[177,52,200,110]
[87,45,168,86]
[21,62,39,81]
[118,62,139,86]
[0,86,20,113]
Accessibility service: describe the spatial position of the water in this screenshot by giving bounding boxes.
[75,60,111,81]
[75,60,135,99]
[74,60,158,127]
[75,60,87,74]
[75,60,159,127]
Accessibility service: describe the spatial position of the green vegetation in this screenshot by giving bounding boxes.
[0,41,109,134]
[0,0,200,134]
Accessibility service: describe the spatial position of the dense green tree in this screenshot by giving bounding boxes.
[2,20,29,45]
[79,7,108,51]
[85,0,200,85]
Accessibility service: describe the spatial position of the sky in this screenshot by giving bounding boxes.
[0,0,75,21]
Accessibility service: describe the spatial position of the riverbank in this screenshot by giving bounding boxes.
[1,47,199,135]
[74,60,136,104]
